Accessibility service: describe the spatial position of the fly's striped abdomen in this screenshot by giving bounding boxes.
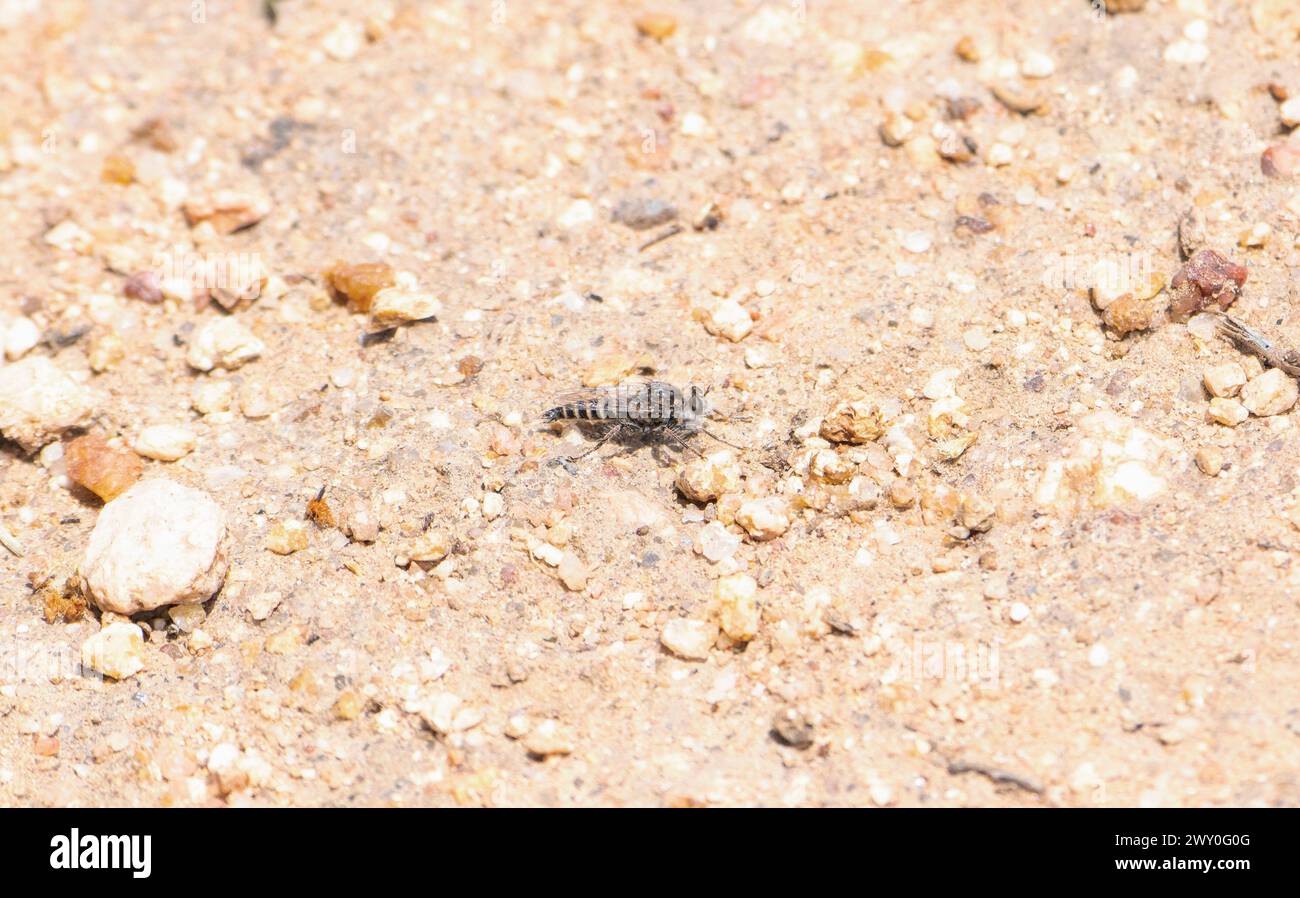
[543,381,685,426]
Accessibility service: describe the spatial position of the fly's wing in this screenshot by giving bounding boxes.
[542,384,637,422]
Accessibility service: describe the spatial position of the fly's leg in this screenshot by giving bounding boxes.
[661,426,705,459]
[567,423,623,461]
[699,427,746,450]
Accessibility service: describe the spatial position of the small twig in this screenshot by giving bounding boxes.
[946,759,1044,795]
[638,224,683,252]
[0,520,25,557]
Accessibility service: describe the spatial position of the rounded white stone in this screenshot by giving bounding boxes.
[81,479,229,614]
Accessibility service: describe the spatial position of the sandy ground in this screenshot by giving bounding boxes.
[2,0,1300,807]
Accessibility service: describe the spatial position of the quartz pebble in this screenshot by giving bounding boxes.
[1034,411,1176,510]
[134,425,197,461]
[0,356,96,452]
[557,552,589,591]
[704,298,753,342]
[660,618,719,660]
[1208,397,1248,427]
[187,317,265,371]
[1195,446,1224,477]
[369,288,442,326]
[245,591,283,621]
[1240,368,1298,417]
[820,398,886,444]
[183,189,271,235]
[64,433,142,502]
[266,519,309,555]
[3,316,39,360]
[81,622,146,680]
[676,450,742,503]
[192,381,234,414]
[1202,362,1246,399]
[735,497,791,541]
[522,719,575,758]
[81,479,229,614]
[715,573,760,642]
[693,520,741,563]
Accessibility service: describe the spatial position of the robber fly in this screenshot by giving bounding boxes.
[542,381,742,461]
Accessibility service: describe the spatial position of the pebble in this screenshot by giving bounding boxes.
[1202,362,1246,398]
[88,333,126,373]
[879,114,914,147]
[771,708,814,749]
[369,288,442,326]
[1167,249,1247,322]
[735,497,791,541]
[660,618,719,661]
[419,693,482,736]
[1240,368,1298,417]
[134,425,197,461]
[81,478,230,614]
[64,433,142,502]
[407,530,451,563]
[521,719,574,758]
[557,552,589,591]
[676,449,742,503]
[192,381,234,414]
[1087,643,1110,668]
[1207,397,1249,427]
[1020,50,1056,78]
[186,317,266,372]
[182,188,271,235]
[611,197,677,230]
[1261,141,1300,178]
[1034,411,1176,510]
[820,397,886,444]
[923,368,961,400]
[321,19,364,61]
[1008,602,1030,623]
[901,231,932,254]
[3,316,39,360]
[44,219,94,253]
[326,261,396,312]
[715,573,760,642]
[266,519,309,555]
[167,603,205,633]
[693,520,741,563]
[482,492,504,521]
[963,328,991,351]
[704,298,753,342]
[81,622,146,680]
[1280,97,1300,127]
[1195,446,1224,477]
[557,199,595,230]
[245,590,283,621]
[634,12,677,40]
[1164,39,1208,66]
[0,356,96,452]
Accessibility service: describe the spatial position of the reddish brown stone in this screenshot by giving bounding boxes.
[124,270,164,303]
[1167,249,1248,322]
